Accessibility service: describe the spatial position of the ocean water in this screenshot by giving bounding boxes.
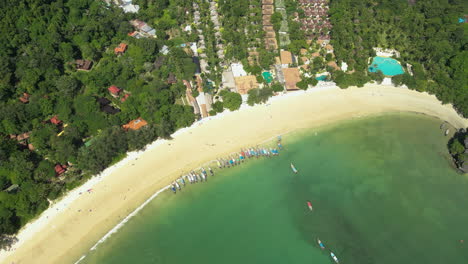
[79,113,468,264]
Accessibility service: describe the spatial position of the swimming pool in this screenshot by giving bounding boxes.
[262,72,273,83]
[368,56,404,76]
[315,75,328,81]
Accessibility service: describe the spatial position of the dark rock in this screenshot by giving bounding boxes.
[461,162,468,173]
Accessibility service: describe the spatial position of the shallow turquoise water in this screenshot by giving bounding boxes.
[316,75,328,81]
[368,56,404,76]
[80,113,468,264]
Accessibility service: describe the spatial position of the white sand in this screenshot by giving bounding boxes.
[1,84,467,264]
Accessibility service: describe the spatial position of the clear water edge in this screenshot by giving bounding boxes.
[76,113,468,264]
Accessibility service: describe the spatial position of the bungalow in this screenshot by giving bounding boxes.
[114,43,128,55]
[16,132,31,141]
[167,73,177,84]
[55,164,67,176]
[108,85,122,97]
[19,92,30,103]
[160,45,170,55]
[282,68,301,90]
[280,50,294,67]
[121,93,130,102]
[128,31,143,39]
[75,59,93,71]
[123,118,148,131]
[50,115,62,125]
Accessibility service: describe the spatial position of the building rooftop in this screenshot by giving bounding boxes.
[280,51,293,65]
[76,59,93,71]
[282,68,301,90]
[231,63,248,77]
[234,75,259,95]
[123,118,148,131]
[50,115,62,125]
[108,85,121,95]
[19,92,30,103]
[114,43,128,54]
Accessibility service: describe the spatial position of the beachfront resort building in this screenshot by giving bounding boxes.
[234,75,260,95]
[282,68,301,91]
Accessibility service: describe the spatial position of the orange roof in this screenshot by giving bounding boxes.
[300,49,308,55]
[121,93,130,102]
[123,118,148,131]
[311,52,320,57]
[280,51,293,65]
[282,68,301,91]
[325,44,333,51]
[50,115,62,125]
[55,164,67,175]
[114,43,128,54]
[19,92,30,103]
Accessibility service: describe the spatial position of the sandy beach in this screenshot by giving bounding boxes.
[1,84,467,264]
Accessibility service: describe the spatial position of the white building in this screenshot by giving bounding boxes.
[231,63,247,77]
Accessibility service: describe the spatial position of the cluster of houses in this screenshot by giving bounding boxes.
[105,0,139,13]
[183,78,213,119]
[128,19,156,39]
[278,51,302,91]
[262,0,278,50]
[296,0,332,40]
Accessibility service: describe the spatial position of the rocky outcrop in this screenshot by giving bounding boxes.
[448,128,468,173]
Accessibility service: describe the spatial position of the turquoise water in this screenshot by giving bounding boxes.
[80,113,468,264]
[316,75,328,81]
[262,71,273,83]
[368,56,404,76]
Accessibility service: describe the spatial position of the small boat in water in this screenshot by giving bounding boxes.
[330,252,339,263]
[290,163,298,174]
[171,185,176,193]
[445,129,449,136]
[317,238,325,249]
[307,201,313,211]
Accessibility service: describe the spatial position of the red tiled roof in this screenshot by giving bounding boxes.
[50,115,62,125]
[19,93,30,103]
[108,85,121,95]
[55,164,66,175]
[121,93,130,102]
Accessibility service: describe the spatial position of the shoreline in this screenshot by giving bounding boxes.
[1,84,467,264]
